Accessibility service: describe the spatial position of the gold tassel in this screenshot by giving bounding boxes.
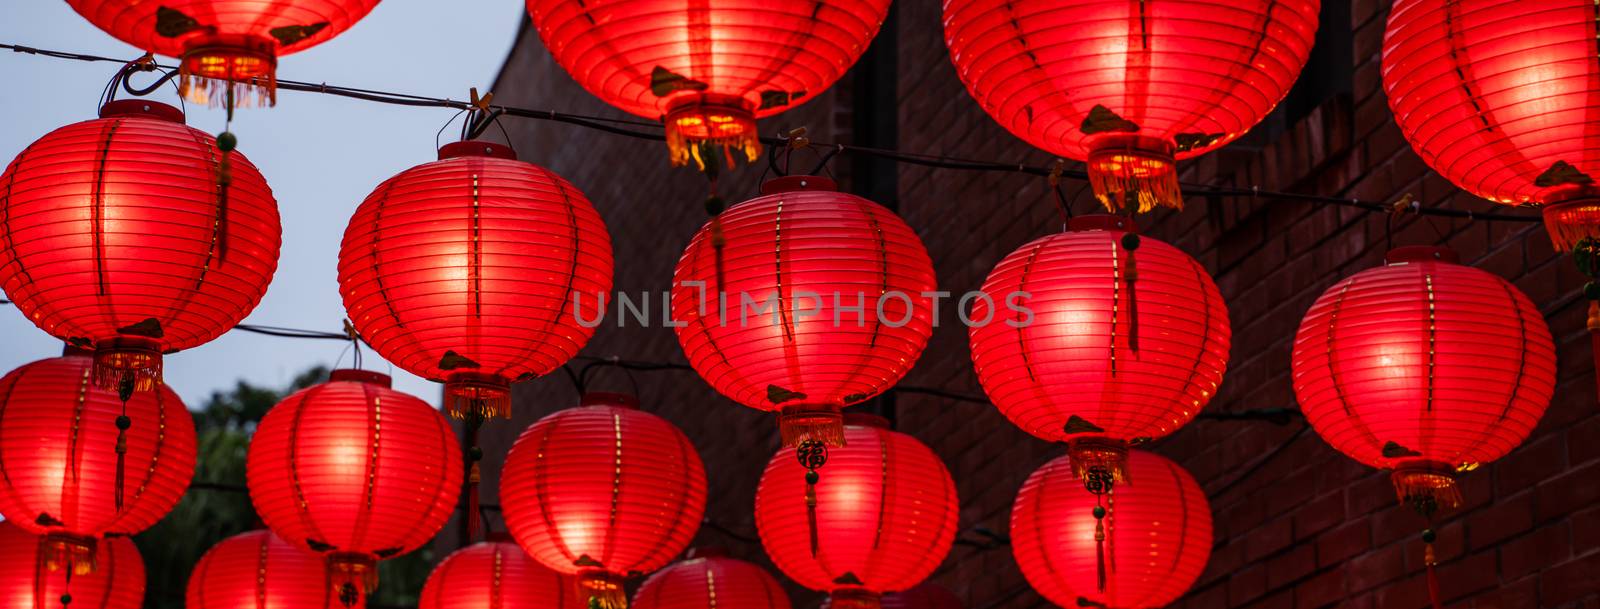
[828,589,882,609]
[778,405,846,448]
[1391,463,1462,511]
[90,339,161,393]
[1086,150,1181,213]
[665,106,759,169]
[1542,198,1600,250]
[40,534,97,575]
[178,40,277,108]
[1068,437,1130,485]
[576,569,627,609]
[444,374,512,420]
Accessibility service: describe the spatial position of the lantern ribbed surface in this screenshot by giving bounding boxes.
[0,521,145,609]
[65,1,380,104]
[1010,450,1211,609]
[942,0,1318,211]
[969,216,1228,476]
[1291,247,1555,507]
[0,354,196,541]
[419,540,582,609]
[0,101,279,389]
[246,369,462,595]
[500,394,707,609]
[339,141,613,419]
[525,0,891,166]
[187,529,355,609]
[632,555,791,609]
[1383,0,1600,248]
[671,177,936,447]
[754,416,959,601]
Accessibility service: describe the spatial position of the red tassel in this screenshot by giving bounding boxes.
[468,462,481,541]
[1588,302,1599,404]
[1093,505,1107,593]
[1423,529,1442,609]
[805,468,820,557]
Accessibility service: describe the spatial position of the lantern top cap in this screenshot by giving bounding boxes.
[580,392,640,410]
[843,412,891,429]
[484,531,514,543]
[760,175,838,195]
[1068,214,1139,233]
[329,369,392,388]
[98,99,185,124]
[438,140,518,161]
[1385,246,1459,265]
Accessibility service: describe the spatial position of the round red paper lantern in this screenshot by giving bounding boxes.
[339,141,613,420]
[671,177,936,447]
[1384,0,1600,248]
[500,393,707,609]
[525,0,891,166]
[0,521,144,609]
[754,414,959,608]
[187,530,355,609]
[0,352,196,565]
[247,369,462,600]
[420,539,582,609]
[943,0,1318,212]
[1292,246,1555,509]
[0,101,279,391]
[66,0,380,105]
[1011,450,1211,609]
[969,215,1229,481]
[632,551,790,609]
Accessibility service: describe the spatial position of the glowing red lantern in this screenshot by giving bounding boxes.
[632,550,790,609]
[420,539,582,609]
[65,0,380,105]
[187,530,354,609]
[1010,450,1211,609]
[754,414,959,609]
[246,369,463,603]
[1383,0,1600,249]
[943,0,1319,211]
[0,101,279,391]
[338,141,613,420]
[524,0,891,167]
[0,352,196,569]
[968,215,1229,481]
[671,177,936,447]
[1292,246,1555,509]
[500,393,707,609]
[0,521,145,609]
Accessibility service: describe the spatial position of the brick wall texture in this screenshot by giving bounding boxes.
[472,2,1600,608]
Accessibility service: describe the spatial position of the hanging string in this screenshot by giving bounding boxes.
[796,439,828,557]
[58,557,74,609]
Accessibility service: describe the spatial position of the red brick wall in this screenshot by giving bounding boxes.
[477,2,1600,606]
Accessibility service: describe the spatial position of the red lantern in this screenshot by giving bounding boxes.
[632,550,790,609]
[0,352,196,569]
[754,414,959,609]
[246,369,463,603]
[65,0,380,105]
[420,539,582,609]
[1010,450,1211,609]
[1383,0,1600,249]
[338,141,613,420]
[825,583,964,609]
[943,0,1319,212]
[671,177,936,447]
[524,0,891,167]
[1292,246,1555,509]
[0,101,279,391]
[968,215,1229,481]
[0,521,145,609]
[500,393,708,609]
[187,530,355,609]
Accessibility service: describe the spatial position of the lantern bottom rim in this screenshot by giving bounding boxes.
[779,404,846,448]
[1086,135,1181,213]
[1542,197,1600,251]
[179,34,279,106]
[445,372,511,420]
[665,96,759,169]
[91,336,163,393]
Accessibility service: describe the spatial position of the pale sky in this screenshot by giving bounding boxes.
[0,2,526,406]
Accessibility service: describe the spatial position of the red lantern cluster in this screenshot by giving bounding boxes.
[1292,246,1555,509]
[754,414,959,609]
[0,101,279,390]
[1010,450,1212,609]
[339,141,613,419]
[247,369,463,602]
[500,393,707,609]
[0,352,196,568]
[187,530,353,609]
[66,0,381,105]
[0,521,145,609]
[671,177,936,447]
[632,551,791,609]
[1383,0,1600,249]
[525,0,892,166]
[969,215,1229,481]
[420,539,582,609]
[942,0,1319,211]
